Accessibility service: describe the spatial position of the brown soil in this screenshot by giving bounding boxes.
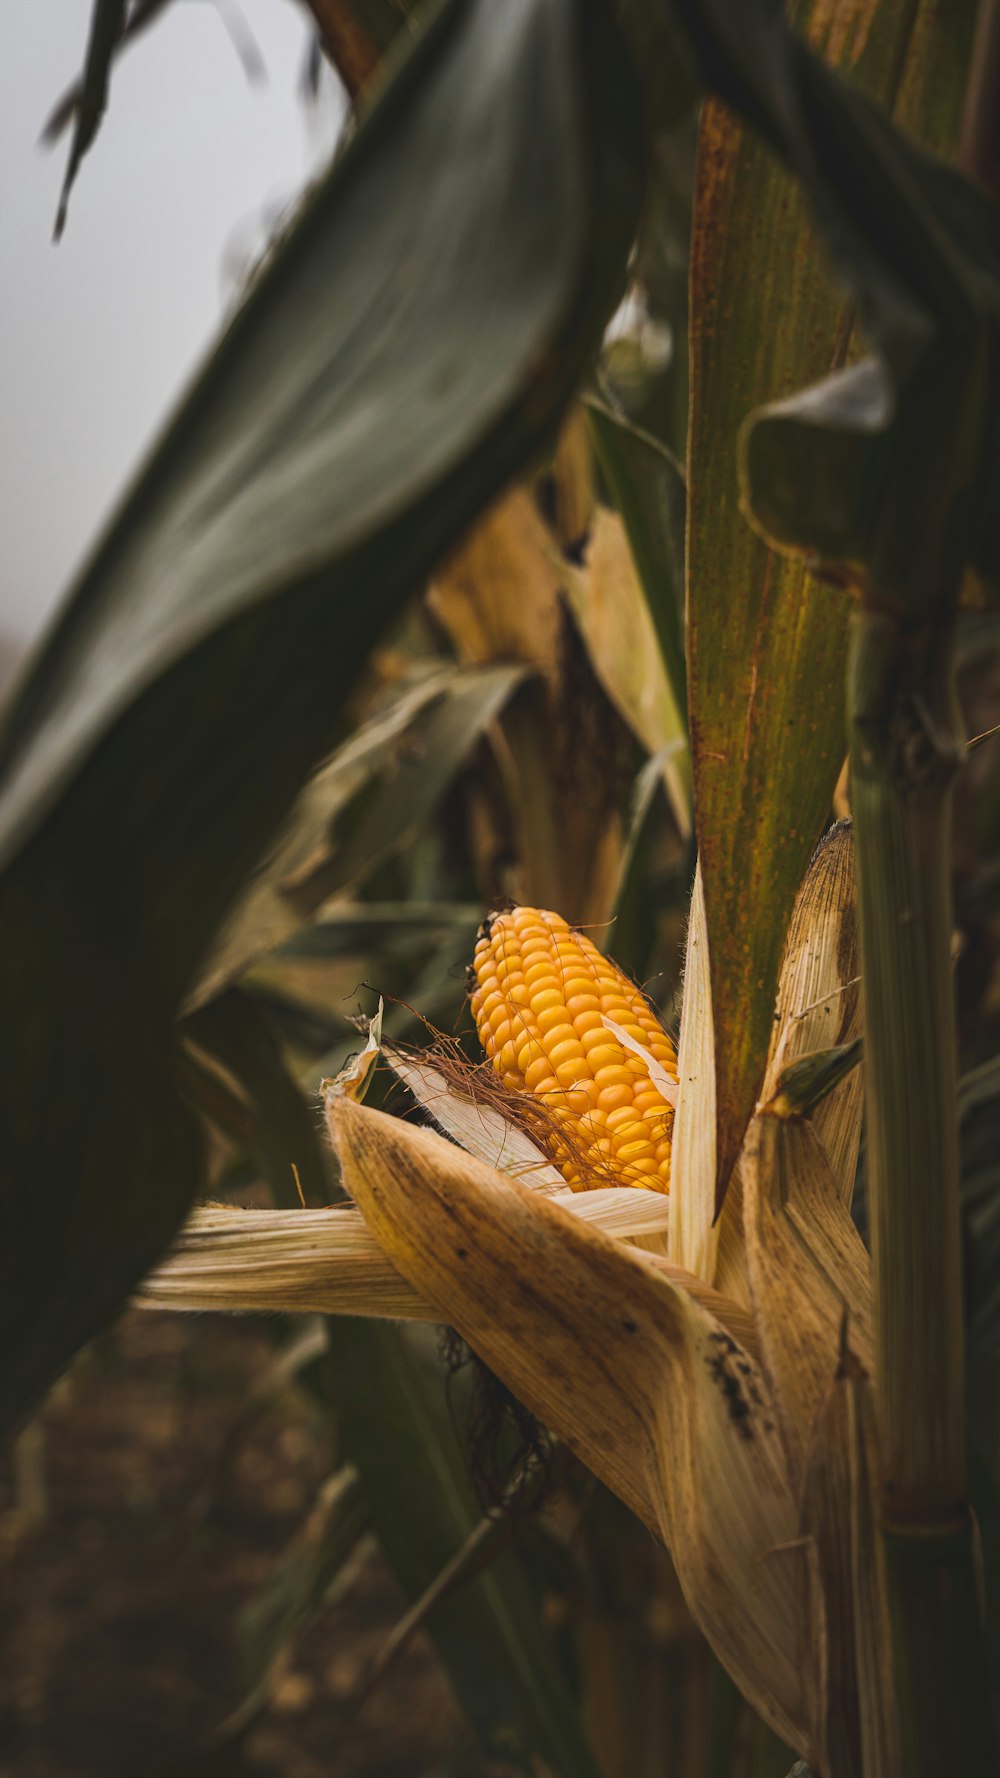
[0,1310,491,1778]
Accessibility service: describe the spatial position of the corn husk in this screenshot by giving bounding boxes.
[761,822,862,1202]
[136,1186,672,1320]
[669,863,721,1284]
[330,1095,813,1752]
[800,1345,897,1778]
[742,1115,873,1482]
[743,820,871,1482]
[382,1042,566,1190]
[136,819,886,1766]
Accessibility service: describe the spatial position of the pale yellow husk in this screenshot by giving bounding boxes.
[136,1186,671,1320]
[760,821,862,1203]
[329,1095,810,1750]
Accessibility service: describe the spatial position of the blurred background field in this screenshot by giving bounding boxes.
[1,4,999,1776]
[1,1310,501,1778]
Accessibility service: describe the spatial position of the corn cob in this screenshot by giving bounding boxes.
[469,906,678,1191]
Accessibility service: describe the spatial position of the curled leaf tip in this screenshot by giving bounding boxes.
[321,997,384,1105]
[758,1039,863,1122]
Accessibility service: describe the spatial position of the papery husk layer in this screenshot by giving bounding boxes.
[801,1348,898,1778]
[136,1187,672,1319]
[669,863,721,1283]
[761,821,862,1203]
[330,1095,815,1752]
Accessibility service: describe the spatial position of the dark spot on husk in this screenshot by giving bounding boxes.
[706,1331,755,1440]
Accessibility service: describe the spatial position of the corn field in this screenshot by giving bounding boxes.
[2,1,1000,1774]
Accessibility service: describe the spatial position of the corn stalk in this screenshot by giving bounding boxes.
[846,24,1000,1761]
[849,603,994,1772]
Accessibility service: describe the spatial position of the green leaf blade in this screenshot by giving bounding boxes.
[685,0,977,1206]
[0,0,644,1432]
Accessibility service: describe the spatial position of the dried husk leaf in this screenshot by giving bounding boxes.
[135,1187,672,1319]
[800,1347,898,1778]
[331,1096,813,1750]
[761,1039,862,1122]
[741,1115,873,1485]
[601,1018,678,1106]
[429,483,629,925]
[135,1203,431,1319]
[382,1043,566,1189]
[428,487,563,680]
[558,507,691,836]
[322,997,383,1102]
[670,864,721,1284]
[761,822,862,1202]
[551,407,596,551]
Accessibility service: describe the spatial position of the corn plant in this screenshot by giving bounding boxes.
[2,0,1000,1774]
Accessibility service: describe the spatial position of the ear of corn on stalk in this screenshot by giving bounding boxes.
[142,823,887,1774]
[329,1090,810,1748]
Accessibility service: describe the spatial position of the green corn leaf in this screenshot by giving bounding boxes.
[181,988,334,1208]
[684,0,979,1207]
[191,665,465,1010]
[325,1320,605,1777]
[289,662,529,906]
[0,0,644,1433]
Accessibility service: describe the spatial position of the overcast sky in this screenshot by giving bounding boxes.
[0,0,343,675]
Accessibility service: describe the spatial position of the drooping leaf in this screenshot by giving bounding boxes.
[684,0,979,1207]
[42,0,264,157]
[269,900,483,962]
[53,0,126,238]
[288,663,529,905]
[560,507,691,835]
[191,665,463,1008]
[182,987,333,1206]
[585,396,687,729]
[0,0,645,1433]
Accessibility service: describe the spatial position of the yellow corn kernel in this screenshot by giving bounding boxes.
[469,905,678,1193]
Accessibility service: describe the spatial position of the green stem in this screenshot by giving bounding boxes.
[849,608,997,1772]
